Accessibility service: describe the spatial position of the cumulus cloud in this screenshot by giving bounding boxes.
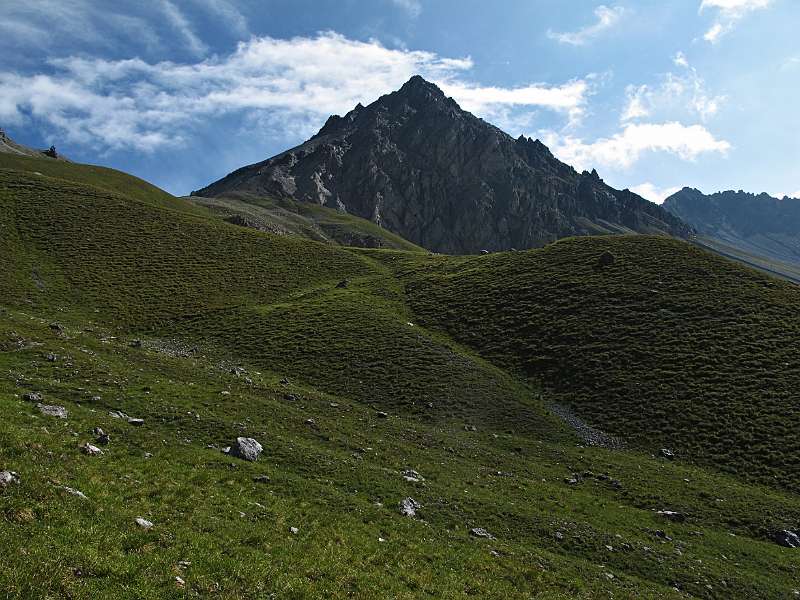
[621,55,725,123]
[700,0,772,43]
[629,182,683,204]
[547,5,625,46]
[0,32,592,152]
[542,122,731,171]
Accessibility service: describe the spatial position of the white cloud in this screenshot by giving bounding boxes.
[621,56,724,123]
[0,32,591,152]
[160,0,208,56]
[629,182,683,204]
[673,51,689,68]
[390,0,422,18]
[700,0,772,43]
[542,122,731,171]
[547,5,625,46]
[440,79,591,126]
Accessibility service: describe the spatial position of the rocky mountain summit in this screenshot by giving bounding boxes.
[193,76,691,254]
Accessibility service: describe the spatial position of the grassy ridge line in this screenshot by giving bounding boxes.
[379,235,800,492]
[0,154,206,216]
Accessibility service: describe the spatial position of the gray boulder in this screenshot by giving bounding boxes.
[227,437,263,462]
[0,470,20,487]
[773,530,800,548]
[470,527,495,539]
[37,403,68,418]
[398,497,421,518]
[22,392,43,402]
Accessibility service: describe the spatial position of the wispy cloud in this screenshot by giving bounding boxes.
[160,0,208,56]
[629,182,683,204]
[542,122,731,171]
[0,32,591,152]
[700,0,772,43]
[547,5,625,46]
[621,54,725,123]
[390,0,422,18]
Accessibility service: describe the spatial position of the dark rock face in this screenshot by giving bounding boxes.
[194,76,691,254]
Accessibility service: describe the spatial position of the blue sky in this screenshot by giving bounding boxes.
[1,0,797,201]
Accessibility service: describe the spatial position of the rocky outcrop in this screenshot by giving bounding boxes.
[193,76,691,254]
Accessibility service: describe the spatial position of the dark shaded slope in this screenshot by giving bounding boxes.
[382,236,800,491]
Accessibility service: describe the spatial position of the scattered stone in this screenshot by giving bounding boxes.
[402,469,424,483]
[95,432,111,445]
[376,411,389,419]
[135,517,153,529]
[37,403,68,418]
[597,251,615,267]
[470,527,495,539]
[91,427,105,436]
[464,424,477,432]
[46,353,57,362]
[175,576,185,587]
[284,393,297,402]
[772,530,800,548]
[335,279,349,289]
[80,443,103,456]
[564,476,580,485]
[279,378,289,385]
[58,486,88,500]
[22,392,43,402]
[660,448,676,460]
[49,322,64,333]
[109,410,129,419]
[304,418,316,426]
[226,437,263,462]
[130,339,143,348]
[290,527,299,535]
[230,366,246,376]
[554,532,564,541]
[177,560,191,570]
[0,470,20,487]
[480,249,490,255]
[144,452,153,459]
[398,497,421,518]
[128,418,145,427]
[253,475,270,484]
[657,510,686,523]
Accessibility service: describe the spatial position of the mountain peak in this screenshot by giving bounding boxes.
[397,75,447,101]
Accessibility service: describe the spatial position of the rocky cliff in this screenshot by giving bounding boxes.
[194,76,691,254]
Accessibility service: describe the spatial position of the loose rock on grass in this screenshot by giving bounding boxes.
[399,497,422,518]
[37,403,68,419]
[0,470,21,487]
[226,437,263,462]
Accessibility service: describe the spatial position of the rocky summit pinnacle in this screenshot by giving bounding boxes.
[193,76,692,254]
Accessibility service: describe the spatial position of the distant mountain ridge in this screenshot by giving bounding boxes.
[663,187,800,277]
[194,75,691,254]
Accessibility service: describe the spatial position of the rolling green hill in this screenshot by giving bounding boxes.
[2,161,800,598]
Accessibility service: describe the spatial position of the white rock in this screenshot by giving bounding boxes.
[135,517,153,529]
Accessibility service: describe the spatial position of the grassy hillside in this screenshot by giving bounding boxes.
[189,192,424,251]
[2,164,800,598]
[0,154,204,215]
[384,235,800,491]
